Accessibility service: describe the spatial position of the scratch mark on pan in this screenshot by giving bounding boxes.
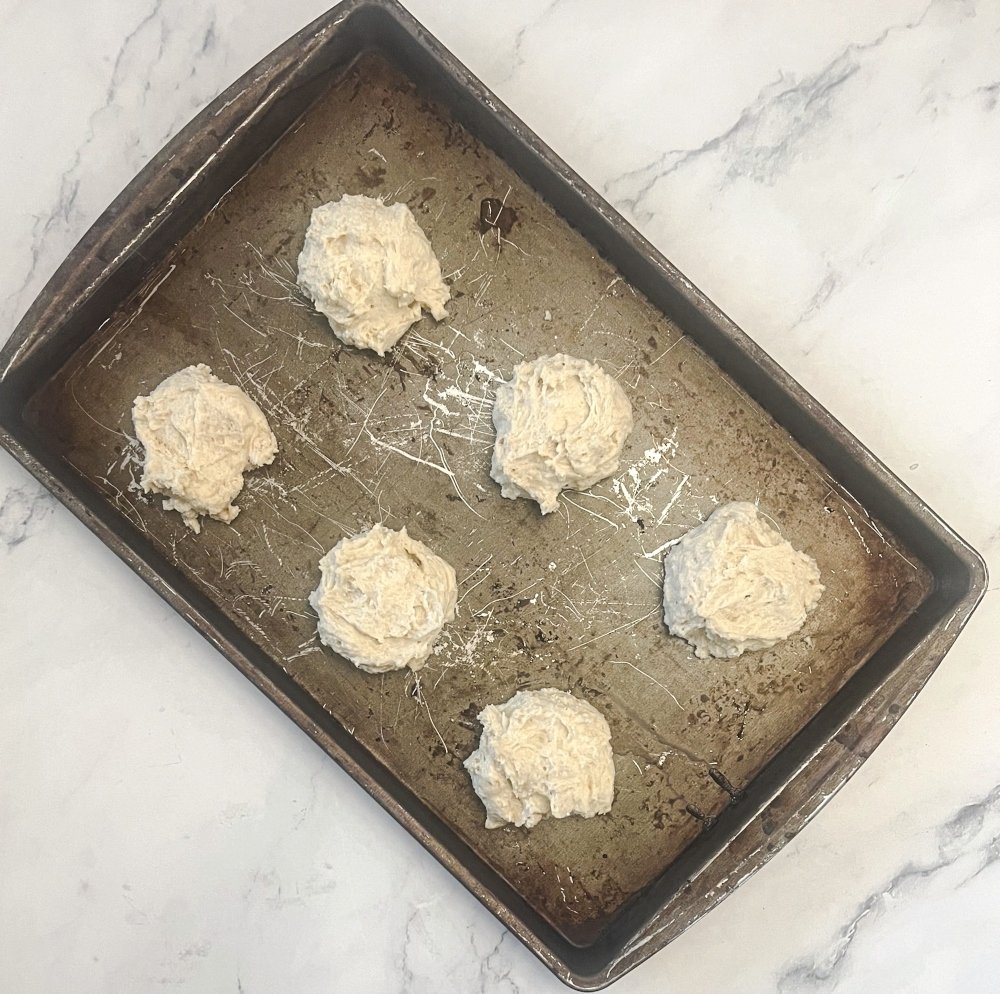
[576,607,660,648]
[261,501,325,554]
[286,645,322,662]
[344,385,388,458]
[430,613,502,688]
[413,674,449,755]
[366,431,454,477]
[97,475,148,533]
[578,276,622,334]
[549,584,585,621]
[562,493,622,532]
[219,343,376,500]
[87,265,178,367]
[137,263,178,308]
[86,331,123,369]
[633,559,663,590]
[445,323,472,345]
[69,377,131,440]
[642,537,683,560]
[474,577,547,617]
[843,507,873,555]
[366,429,483,520]
[610,659,686,711]
[885,540,918,572]
[244,242,308,304]
[649,334,687,366]
[253,522,284,565]
[612,357,637,382]
[458,567,494,606]
[655,473,691,526]
[458,555,494,596]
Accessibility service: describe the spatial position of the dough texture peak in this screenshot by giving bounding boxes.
[309,524,457,674]
[464,688,615,829]
[491,353,633,514]
[297,194,449,355]
[132,364,277,533]
[662,501,824,659]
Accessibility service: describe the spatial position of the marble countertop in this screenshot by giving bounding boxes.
[2,2,997,991]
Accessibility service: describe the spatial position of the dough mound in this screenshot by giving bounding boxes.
[297,194,450,355]
[662,501,824,659]
[132,364,278,533]
[309,524,457,674]
[464,688,616,829]
[490,353,633,514]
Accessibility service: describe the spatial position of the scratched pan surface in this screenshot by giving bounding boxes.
[24,51,928,925]
[0,3,986,989]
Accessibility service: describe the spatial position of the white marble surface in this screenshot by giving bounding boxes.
[1,1,998,990]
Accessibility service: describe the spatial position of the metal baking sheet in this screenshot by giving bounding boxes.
[0,2,986,988]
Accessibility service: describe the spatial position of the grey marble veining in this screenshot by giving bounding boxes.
[0,481,54,550]
[1,2,998,992]
[777,785,1000,990]
[604,0,950,218]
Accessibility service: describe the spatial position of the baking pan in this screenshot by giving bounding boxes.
[0,1,986,987]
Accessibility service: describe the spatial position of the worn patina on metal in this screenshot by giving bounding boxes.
[0,3,986,988]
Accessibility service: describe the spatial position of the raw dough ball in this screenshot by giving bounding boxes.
[132,364,278,533]
[490,353,633,514]
[662,501,824,659]
[297,194,450,355]
[309,524,457,674]
[464,688,616,829]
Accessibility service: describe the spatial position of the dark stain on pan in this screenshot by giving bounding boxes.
[478,196,517,237]
[353,163,386,188]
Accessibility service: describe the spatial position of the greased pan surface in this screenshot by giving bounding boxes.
[0,3,985,988]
